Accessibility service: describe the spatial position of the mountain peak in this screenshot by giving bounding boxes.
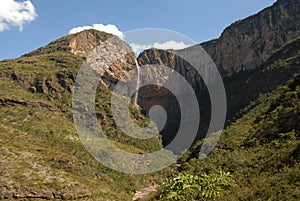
[23,29,118,58]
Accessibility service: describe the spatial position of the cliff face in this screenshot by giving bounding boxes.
[137,48,213,146]
[138,49,203,93]
[23,29,112,58]
[136,0,300,144]
[139,0,300,77]
[24,29,136,89]
[202,0,300,76]
[13,0,299,147]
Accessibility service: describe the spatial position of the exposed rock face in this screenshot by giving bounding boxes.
[16,0,300,146]
[138,49,204,93]
[23,29,136,90]
[136,0,300,144]
[23,30,112,58]
[68,30,112,58]
[201,0,300,76]
[139,0,300,77]
[84,34,136,89]
[68,31,137,89]
[137,0,300,92]
[137,48,213,146]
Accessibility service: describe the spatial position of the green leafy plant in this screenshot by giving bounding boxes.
[159,171,237,201]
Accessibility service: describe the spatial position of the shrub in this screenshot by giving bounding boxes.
[159,171,237,201]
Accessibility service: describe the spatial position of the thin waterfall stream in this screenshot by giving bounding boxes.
[134,58,140,107]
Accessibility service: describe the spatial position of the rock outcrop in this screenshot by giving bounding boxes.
[201,0,300,76]
[137,48,215,146]
[136,0,300,144]
[15,0,300,146]
[23,30,137,90]
[139,0,300,77]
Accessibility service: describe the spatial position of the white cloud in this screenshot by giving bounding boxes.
[0,0,37,32]
[69,23,124,39]
[130,41,190,55]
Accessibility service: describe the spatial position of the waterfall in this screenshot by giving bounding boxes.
[133,58,140,107]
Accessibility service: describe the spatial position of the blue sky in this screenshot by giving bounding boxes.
[0,0,277,60]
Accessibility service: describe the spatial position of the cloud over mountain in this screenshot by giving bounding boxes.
[69,23,124,39]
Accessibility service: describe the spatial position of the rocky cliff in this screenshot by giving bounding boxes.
[136,0,300,145]
[137,48,214,146]
[8,0,299,148]
[201,0,300,76]
[139,0,300,77]
[24,29,136,89]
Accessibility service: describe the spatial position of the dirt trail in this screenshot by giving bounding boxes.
[132,184,159,201]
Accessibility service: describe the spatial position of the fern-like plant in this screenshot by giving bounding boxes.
[159,171,236,201]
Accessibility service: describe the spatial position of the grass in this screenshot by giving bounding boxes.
[172,37,300,200]
[224,35,300,123]
[1,29,299,200]
[0,32,171,200]
[177,74,300,200]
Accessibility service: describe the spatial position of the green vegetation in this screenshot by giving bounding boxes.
[1,29,300,200]
[224,35,300,121]
[177,59,300,200]
[159,171,236,201]
[0,32,168,200]
[146,36,300,201]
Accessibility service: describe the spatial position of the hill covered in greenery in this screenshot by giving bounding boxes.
[167,36,300,201]
[0,31,168,200]
[0,19,299,201]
